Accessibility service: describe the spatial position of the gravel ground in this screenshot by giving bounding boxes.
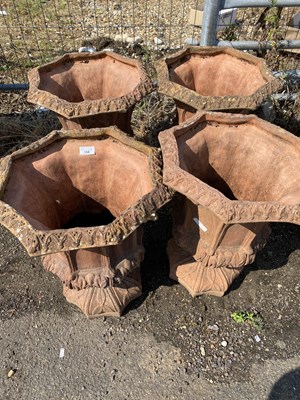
[0,210,300,399]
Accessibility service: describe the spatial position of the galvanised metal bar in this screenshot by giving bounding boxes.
[218,40,300,49]
[1,69,298,92]
[0,88,297,102]
[272,93,298,100]
[201,0,300,46]
[200,0,224,46]
[0,84,29,91]
[273,69,300,79]
[223,0,300,8]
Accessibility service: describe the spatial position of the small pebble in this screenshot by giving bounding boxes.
[221,340,228,347]
[200,346,206,356]
[185,37,199,45]
[254,335,261,343]
[208,324,219,332]
[114,33,128,42]
[100,48,114,52]
[126,36,142,44]
[154,37,163,45]
[276,340,286,350]
[78,46,96,53]
[7,369,16,378]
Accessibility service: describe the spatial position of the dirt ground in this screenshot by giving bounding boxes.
[0,210,300,399]
[0,132,300,398]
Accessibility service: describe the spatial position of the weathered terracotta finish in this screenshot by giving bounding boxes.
[27,51,153,133]
[155,46,282,123]
[159,111,300,296]
[167,239,246,297]
[0,127,172,317]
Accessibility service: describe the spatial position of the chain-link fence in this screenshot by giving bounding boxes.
[0,1,299,84]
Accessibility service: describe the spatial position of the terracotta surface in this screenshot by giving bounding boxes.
[158,111,300,296]
[167,239,244,297]
[0,127,172,317]
[60,232,144,317]
[63,268,142,318]
[155,46,282,122]
[27,51,153,133]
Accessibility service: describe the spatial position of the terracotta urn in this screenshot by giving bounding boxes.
[0,127,171,317]
[158,111,300,297]
[27,51,153,133]
[155,46,282,123]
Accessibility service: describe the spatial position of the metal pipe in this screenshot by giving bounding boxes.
[272,93,298,101]
[0,83,29,91]
[200,0,224,46]
[223,0,300,8]
[218,40,300,50]
[273,70,300,80]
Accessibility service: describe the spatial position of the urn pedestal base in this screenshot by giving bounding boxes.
[41,231,145,318]
[63,269,142,318]
[168,239,244,297]
[57,108,134,134]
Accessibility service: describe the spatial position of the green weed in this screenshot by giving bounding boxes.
[219,25,239,41]
[231,311,264,330]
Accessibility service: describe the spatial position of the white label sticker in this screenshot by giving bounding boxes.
[193,218,208,232]
[79,146,95,155]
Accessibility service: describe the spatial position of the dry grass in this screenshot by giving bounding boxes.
[0,110,60,156]
[273,96,300,135]
[1,2,299,82]
[131,91,177,147]
[0,93,176,156]
[0,4,299,154]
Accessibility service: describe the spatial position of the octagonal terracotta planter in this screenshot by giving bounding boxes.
[155,46,282,123]
[158,111,300,297]
[27,51,153,133]
[0,127,171,317]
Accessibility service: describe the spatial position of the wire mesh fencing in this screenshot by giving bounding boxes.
[0,1,299,84]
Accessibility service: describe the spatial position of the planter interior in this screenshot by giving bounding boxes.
[156,47,281,123]
[169,52,266,98]
[1,128,170,317]
[159,112,300,296]
[28,52,153,133]
[4,138,153,231]
[39,56,141,103]
[176,116,300,205]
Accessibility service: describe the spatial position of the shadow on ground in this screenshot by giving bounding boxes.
[268,368,300,400]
